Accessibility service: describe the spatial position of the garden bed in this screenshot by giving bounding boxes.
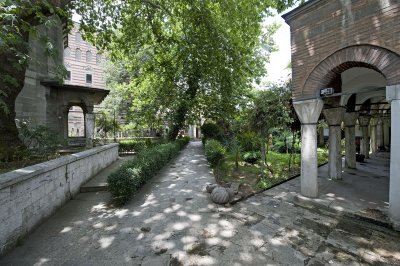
[212,149,328,198]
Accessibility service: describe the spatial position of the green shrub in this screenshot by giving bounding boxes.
[200,122,224,143]
[238,132,260,152]
[204,139,226,167]
[242,151,261,164]
[176,136,191,148]
[272,140,300,154]
[118,139,159,154]
[108,140,189,205]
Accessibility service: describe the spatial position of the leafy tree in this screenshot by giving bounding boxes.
[74,0,299,140]
[0,0,304,158]
[249,84,292,178]
[96,111,119,139]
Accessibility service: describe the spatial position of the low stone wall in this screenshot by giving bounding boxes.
[0,143,118,256]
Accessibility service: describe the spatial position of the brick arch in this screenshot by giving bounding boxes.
[301,45,400,99]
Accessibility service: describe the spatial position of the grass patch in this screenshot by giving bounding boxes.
[214,149,328,194]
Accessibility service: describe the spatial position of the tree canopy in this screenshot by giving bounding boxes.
[73,0,299,139]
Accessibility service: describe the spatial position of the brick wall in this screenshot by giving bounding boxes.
[283,0,400,100]
[0,144,118,256]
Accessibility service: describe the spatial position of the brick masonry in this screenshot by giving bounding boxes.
[283,0,400,100]
[0,144,118,256]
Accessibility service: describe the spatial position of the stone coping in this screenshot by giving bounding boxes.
[0,143,118,190]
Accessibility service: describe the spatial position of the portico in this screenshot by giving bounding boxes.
[283,0,400,228]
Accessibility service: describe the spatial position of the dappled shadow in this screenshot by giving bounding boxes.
[1,142,400,265]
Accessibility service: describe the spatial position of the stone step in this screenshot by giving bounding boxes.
[80,155,135,193]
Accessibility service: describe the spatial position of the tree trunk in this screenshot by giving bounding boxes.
[260,138,266,179]
[0,32,29,159]
[168,74,199,141]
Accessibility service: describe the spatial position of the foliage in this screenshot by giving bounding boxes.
[242,151,261,164]
[73,0,301,140]
[1,120,65,162]
[228,136,241,170]
[201,122,224,143]
[204,139,226,167]
[108,139,189,206]
[17,121,65,159]
[118,139,157,154]
[96,111,120,139]
[238,132,261,152]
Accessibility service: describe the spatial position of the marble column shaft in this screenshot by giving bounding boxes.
[85,113,95,148]
[386,84,400,229]
[376,118,383,148]
[343,112,359,169]
[359,115,371,159]
[370,118,378,153]
[294,99,324,198]
[323,107,345,180]
[383,117,391,147]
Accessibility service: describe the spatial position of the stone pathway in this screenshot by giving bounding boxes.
[1,141,400,265]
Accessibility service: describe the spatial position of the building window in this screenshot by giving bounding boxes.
[96,53,102,65]
[86,74,92,84]
[86,51,92,63]
[64,47,71,57]
[75,48,81,60]
[66,71,71,80]
[76,32,83,42]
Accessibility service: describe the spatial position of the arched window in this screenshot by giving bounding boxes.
[64,47,71,57]
[75,48,81,60]
[86,51,92,63]
[96,53,102,65]
[76,32,83,42]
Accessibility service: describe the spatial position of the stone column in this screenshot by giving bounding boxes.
[358,115,371,159]
[85,107,95,148]
[323,107,345,179]
[386,84,400,229]
[62,108,69,141]
[343,112,358,169]
[293,99,324,198]
[318,126,325,147]
[370,117,378,153]
[188,125,194,138]
[383,117,391,147]
[376,117,383,149]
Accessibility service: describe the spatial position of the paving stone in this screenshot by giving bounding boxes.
[1,142,400,266]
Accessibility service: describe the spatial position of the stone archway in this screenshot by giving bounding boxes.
[293,44,400,228]
[299,45,400,100]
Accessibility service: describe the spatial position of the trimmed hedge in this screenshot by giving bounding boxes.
[204,139,226,167]
[108,138,190,205]
[118,139,157,154]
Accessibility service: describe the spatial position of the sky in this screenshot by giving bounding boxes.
[263,13,291,84]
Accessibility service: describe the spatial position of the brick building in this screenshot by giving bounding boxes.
[283,0,400,228]
[63,23,107,139]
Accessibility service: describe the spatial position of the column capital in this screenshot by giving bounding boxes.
[370,117,379,126]
[322,106,345,126]
[386,84,400,102]
[343,112,359,127]
[293,98,324,125]
[86,105,94,114]
[358,115,371,127]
